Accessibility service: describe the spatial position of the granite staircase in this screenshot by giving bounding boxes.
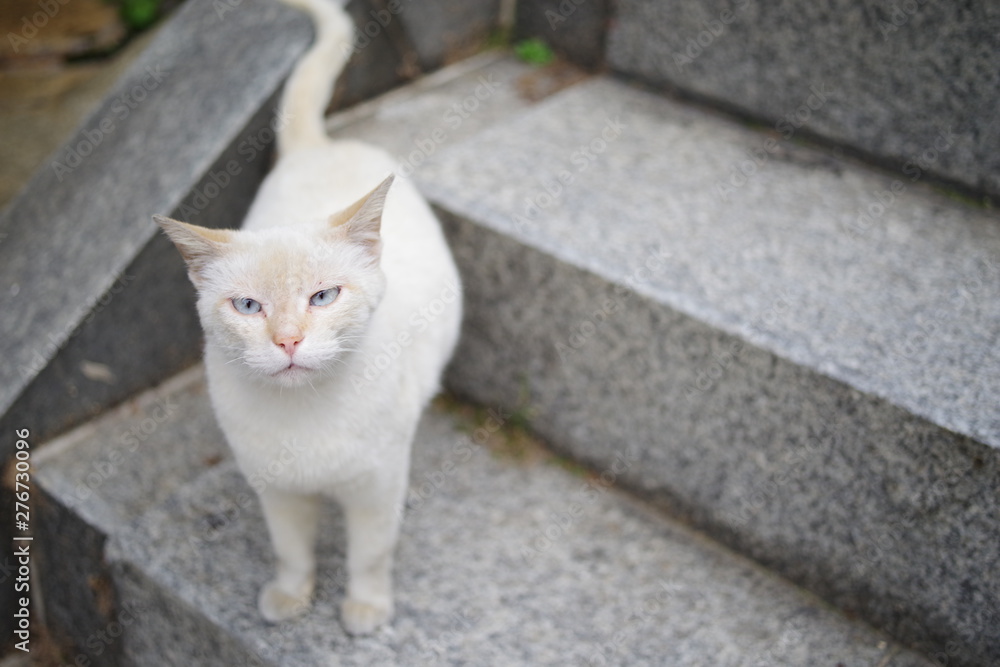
[4,0,999,665]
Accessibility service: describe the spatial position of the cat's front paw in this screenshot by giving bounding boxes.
[340,597,392,636]
[259,580,312,623]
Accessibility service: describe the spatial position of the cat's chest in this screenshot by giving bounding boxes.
[206,369,408,491]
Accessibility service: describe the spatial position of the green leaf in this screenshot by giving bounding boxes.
[514,38,555,65]
[120,0,161,30]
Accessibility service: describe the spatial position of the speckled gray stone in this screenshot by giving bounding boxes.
[324,53,542,164]
[0,2,308,649]
[406,76,1000,664]
[397,0,500,69]
[417,76,1000,452]
[515,0,609,68]
[0,117,274,445]
[606,0,1000,200]
[34,368,228,664]
[332,0,502,107]
[330,0,414,109]
[24,52,557,661]
[0,0,505,449]
[26,47,1000,667]
[438,210,999,667]
[36,371,932,667]
[0,0,312,446]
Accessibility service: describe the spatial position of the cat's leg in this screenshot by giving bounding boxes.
[335,468,407,635]
[256,487,321,622]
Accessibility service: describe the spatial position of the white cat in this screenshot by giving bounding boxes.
[154,0,461,636]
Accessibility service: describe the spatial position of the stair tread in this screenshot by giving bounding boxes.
[34,366,227,536]
[38,371,932,666]
[408,75,1000,449]
[30,54,991,665]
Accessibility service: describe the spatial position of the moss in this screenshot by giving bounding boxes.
[432,394,548,465]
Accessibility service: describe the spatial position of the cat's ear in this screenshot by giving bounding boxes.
[327,174,394,259]
[153,215,233,286]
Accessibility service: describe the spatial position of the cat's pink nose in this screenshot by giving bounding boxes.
[274,334,302,355]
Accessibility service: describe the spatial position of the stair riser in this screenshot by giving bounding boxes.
[440,208,1000,667]
[602,0,1000,201]
[114,563,271,667]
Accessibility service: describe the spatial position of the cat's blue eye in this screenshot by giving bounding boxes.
[232,297,262,315]
[310,287,340,307]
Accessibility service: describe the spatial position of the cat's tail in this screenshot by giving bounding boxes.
[276,0,354,156]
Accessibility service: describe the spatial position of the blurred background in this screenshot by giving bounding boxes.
[0,0,187,209]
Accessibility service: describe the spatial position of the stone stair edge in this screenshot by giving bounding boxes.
[35,367,935,667]
[0,0,313,427]
[407,72,1000,450]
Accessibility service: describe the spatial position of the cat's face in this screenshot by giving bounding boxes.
[156,177,392,388]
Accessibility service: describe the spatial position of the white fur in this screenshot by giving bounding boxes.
[155,0,461,635]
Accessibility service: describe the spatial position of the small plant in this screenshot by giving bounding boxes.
[514,37,555,65]
[119,0,162,30]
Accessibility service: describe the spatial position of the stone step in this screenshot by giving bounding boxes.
[317,56,1000,664]
[0,0,314,646]
[514,0,1000,202]
[0,0,503,651]
[0,0,501,449]
[20,30,999,667]
[35,368,934,667]
[0,0,313,448]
